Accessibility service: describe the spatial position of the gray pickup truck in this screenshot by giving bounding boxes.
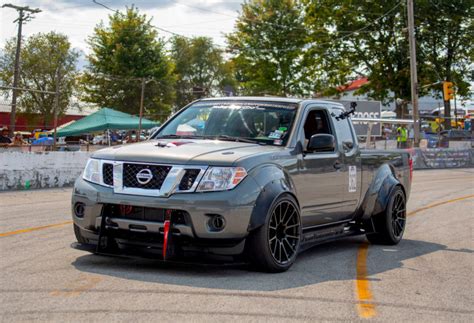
[72,97,412,272]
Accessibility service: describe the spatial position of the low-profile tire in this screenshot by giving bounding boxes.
[74,224,88,244]
[245,194,301,273]
[366,186,406,245]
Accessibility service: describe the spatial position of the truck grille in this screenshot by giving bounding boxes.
[123,163,171,189]
[103,163,114,186]
[179,169,201,191]
[104,204,187,224]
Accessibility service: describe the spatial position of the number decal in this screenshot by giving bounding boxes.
[349,166,357,192]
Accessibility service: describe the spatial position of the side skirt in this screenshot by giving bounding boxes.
[299,221,366,252]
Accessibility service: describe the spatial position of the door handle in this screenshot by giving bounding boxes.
[333,161,342,170]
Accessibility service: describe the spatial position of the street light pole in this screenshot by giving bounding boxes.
[53,65,61,150]
[137,78,146,142]
[2,4,41,137]
[407,0,420,147]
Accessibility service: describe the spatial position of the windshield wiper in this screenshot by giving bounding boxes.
[211,135,260,144]
[155,134,202,139]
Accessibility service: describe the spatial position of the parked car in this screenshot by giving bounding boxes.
[72,97,412,272]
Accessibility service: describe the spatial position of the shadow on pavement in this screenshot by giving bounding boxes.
[71,237,448,292]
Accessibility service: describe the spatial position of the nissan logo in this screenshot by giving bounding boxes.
[136,168,153,185]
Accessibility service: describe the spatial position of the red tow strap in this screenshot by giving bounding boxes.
[162,220,170,260]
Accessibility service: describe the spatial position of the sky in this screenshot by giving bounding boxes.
[1,0,243,68]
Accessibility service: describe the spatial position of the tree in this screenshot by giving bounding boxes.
[81,7,174,119]
[227,0,308,96]
[303,0,473,118]
[0,32,78,127]
[304,1,416,116]
[416,0,473,128]
[170,36,236,108]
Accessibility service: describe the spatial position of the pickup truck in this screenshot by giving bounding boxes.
[72,97,412,272]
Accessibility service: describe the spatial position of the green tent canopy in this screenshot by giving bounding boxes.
[56,107,159,137]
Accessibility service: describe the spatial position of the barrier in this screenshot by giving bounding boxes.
[0,148,472,191]
[410,148,473,169]
[0,151,92,191]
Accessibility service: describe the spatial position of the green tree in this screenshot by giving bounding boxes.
[416,0,473,127]
[227,0,308,96]
[0,32,78,127]
[304,0,473,118]
[171,36,236,108]
[304,1,415,116]
[81,7,174,119]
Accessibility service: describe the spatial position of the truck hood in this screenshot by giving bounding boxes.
[92,139,278,165]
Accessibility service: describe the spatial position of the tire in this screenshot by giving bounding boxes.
[366,186,406,245]
[245,194,301,273]
[74,224,88,244]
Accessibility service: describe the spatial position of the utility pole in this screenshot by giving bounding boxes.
[53,65,61,150]
[1,4,41,137]
[137,78,146,142]
[407,0,420,147]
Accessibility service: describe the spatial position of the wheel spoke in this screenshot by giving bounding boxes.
[281,203,290,224]
[283,238,296,253]
[278,241,282,262]
[281,241,290,262]
[272,239,278,257]
[284,209,296,225]
[286,234,299,240]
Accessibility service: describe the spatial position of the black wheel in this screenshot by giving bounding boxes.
[366,186,406,245]
[246,194,301,272]
[74,224,88,244]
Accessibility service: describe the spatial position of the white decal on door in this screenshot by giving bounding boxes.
[349,166,357,192]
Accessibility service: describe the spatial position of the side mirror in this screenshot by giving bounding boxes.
[307,134,336,152]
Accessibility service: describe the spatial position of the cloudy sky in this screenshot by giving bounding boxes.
[1,0,243,68]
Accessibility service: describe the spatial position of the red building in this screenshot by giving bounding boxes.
[0,104,95,132]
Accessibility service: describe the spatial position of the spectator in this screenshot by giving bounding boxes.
[382,125,392,140]
[12,132,27,146]
[0,126,12,146]
[396,124,408,149]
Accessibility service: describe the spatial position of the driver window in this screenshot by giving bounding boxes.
[303,110,333,150]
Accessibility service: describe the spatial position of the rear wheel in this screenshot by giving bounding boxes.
[246,194,301,272]
[366,186,406,245]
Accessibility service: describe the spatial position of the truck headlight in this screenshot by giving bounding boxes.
[196,167,247,192]
[82,158,102,184]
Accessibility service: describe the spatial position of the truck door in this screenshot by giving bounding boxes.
[294,107,347,228]
[330,107,362,219]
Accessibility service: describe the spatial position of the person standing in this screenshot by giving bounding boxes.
[396,124,408,149]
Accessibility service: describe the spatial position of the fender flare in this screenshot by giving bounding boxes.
[360,164,405,221]
[247,165,298,232]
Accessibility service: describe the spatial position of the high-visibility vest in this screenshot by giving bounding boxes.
[397,127,407,142]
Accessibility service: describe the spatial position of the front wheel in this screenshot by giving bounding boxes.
[245,194,301,272]
[366,186,406,245]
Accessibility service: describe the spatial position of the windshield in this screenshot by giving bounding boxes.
[153,101,298,146]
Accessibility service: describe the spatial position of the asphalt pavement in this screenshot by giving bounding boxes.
[1,169,473,322]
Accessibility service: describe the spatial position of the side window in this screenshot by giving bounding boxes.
[302,109,334,151]
[332,112,355,151]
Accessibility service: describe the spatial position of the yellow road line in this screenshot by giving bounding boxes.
[355,194,474,319]
[0,221,73,237]
[356,242,376,318]
[407,194,474,216]
[50,275,102,297]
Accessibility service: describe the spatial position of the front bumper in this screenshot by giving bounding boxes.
[72,175,261,256]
